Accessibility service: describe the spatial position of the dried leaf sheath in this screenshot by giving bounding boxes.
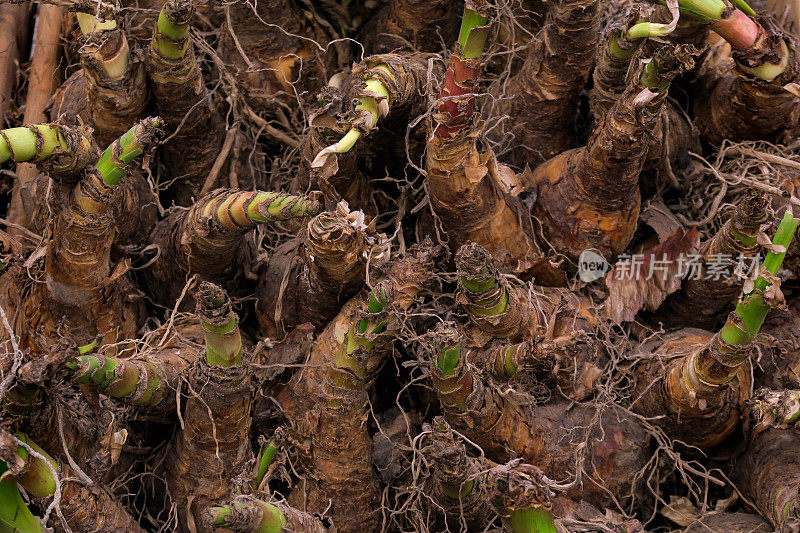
[256,204,387,336]
[280,243,439,532]
[491,0,601,167]
[428,323,649,508]
[695,16,800,144]
[528,45,692,261]
[80,28,149,148]
[166,283,253,530]
[148,0,226,205]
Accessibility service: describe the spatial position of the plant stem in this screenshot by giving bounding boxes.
[95,117,164,186]
[197,283,242,367]
[508,507,558,533]
[200,190,321,229]
[153,0,191,59]
[253,437,278,491]
[437,345,462,376]
[675,0,762,52]
[206,499,287,533]
[457,4,489,59]
[626,21,672,40]
[720,211,799,346]
[0,124,67,163]
[68,354,158,401]
[11,433,58,499]
[310,66,393,167]
[0,460,42,533]
[75,12,117,35]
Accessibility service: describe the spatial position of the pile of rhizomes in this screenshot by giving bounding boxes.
[3,0,800,531]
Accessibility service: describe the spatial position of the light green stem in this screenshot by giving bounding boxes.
[206,499,287,533]
[0,462,42,533]
[154,1,191,59]
[508,507,558,533]
[200,289,242,368]
[95,118,163,186]
[253,437,278,491]
[458,6,489,59]
[720,211,799,346]
[676,0,727,22]
[626,22,672,40]
[76,12,118,35]
[0,125,67,164]
[12,434,58,499]
[437,345,462,376]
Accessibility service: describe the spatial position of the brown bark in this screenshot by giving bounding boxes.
[695,16,800,144]
[527,46,692,261]
[490,0,600,168]
[279,242,440,533]
[147,0,226,207]
[633,329,751,448]
[733,427,800,529]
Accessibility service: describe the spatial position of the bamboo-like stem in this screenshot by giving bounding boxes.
[73,117,163,216]
[590,8,677,122]
[205,498,288,532]
[682,212,797,388]
[197,282,242,367]
[489,461,556,533]
[253,436,278,491]
[80,23,149,147]
[46,119,161,306]
[95,117,164,186]
[532,43,693,260]
[635,211,800,448]
[148,0,226,205]
[0,125,68,163]
[201,189,321,229]
[204,496,327,532]
[676,0,780,75]
[8,433,58,499]
[153,0,190,59]
[455,243,542,340]
[67,354,164,405]
[720,211,799,347]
